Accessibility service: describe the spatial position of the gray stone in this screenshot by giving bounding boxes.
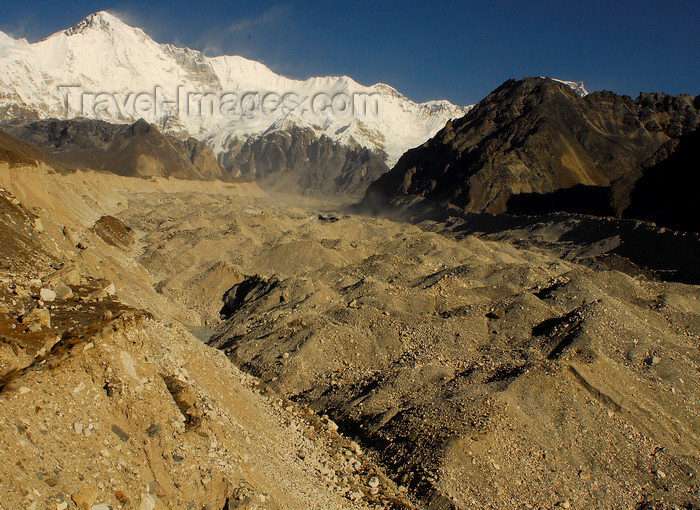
[39,288,56,302]
[111,424,130,442]
[146,424,161,437]
[54,282,74,300]
[140,493,156,510]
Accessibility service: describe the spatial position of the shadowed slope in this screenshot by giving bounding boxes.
[361,77,698,215]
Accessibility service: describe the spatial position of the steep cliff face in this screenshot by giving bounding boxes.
[3,117,389,194]
[361,77,698,215]
[0,129,57,168]
[219,125,389,196]
[618,128,700,232]
[2,118,229,180]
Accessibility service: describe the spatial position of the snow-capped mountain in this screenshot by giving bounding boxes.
[0,11,471,164]
[549,78,589,97]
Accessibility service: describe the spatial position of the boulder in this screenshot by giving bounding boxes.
[22,308,51,329]
[39,288,56,302]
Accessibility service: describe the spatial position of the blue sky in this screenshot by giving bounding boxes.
[2,0,698,106]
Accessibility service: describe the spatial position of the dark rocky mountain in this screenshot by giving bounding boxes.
[2,117,124,153]
[0,129,58,168]
[2,118,229,180]
[361,77,698,222]
[505,128,700,232]
[3,117,390,195]
[618,128,700,232]
[218,125,390,197]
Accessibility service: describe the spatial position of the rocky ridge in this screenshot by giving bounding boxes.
[2,118,229,181]
[361,77,699,219]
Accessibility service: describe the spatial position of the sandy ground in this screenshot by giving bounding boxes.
[0,164,412,509]
[1,163,698,509]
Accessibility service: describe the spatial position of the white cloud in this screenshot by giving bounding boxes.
[226,4,292,35]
